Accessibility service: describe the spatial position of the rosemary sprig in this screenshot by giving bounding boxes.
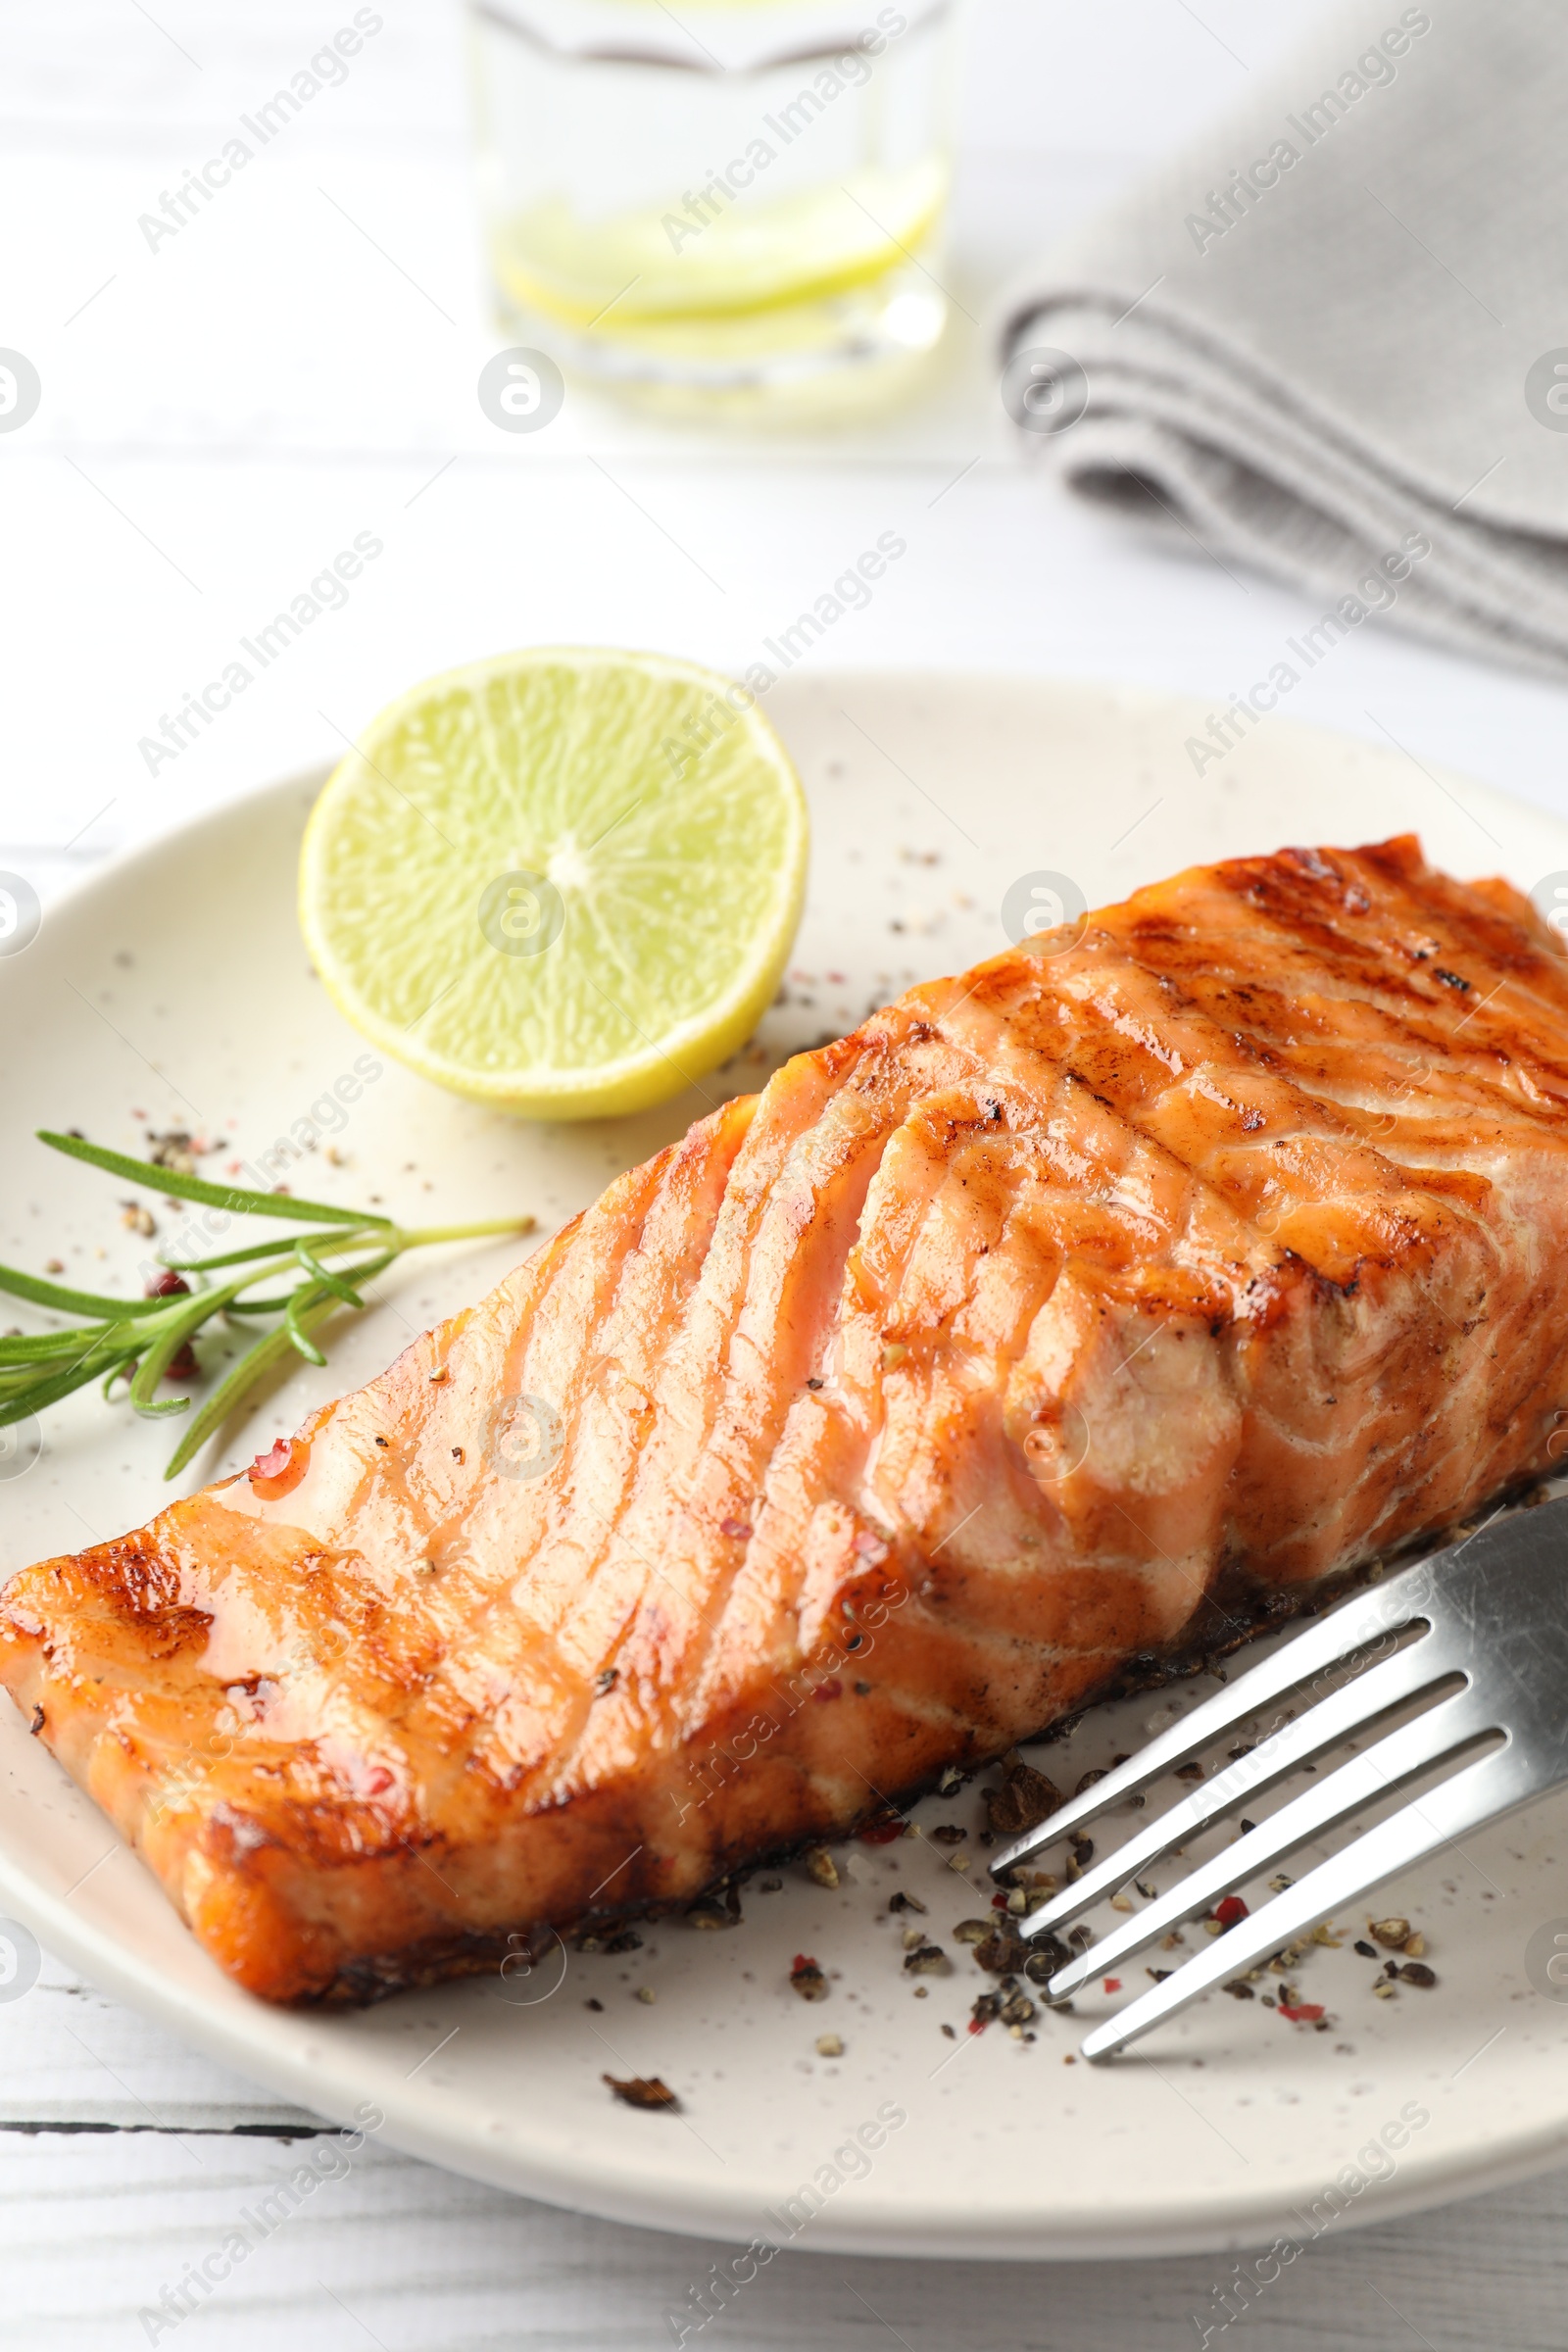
[37,1130,384,1226]
[2,1131,530,1480]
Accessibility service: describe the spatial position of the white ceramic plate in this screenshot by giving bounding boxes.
[6,673,1568,2261]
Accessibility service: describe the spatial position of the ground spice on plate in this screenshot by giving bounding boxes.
[603,2075,678,2111]
[790,1955,828,2001]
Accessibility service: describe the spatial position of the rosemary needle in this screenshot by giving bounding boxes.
[1,1131,531,1479]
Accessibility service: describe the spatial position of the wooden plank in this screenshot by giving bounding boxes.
[0,1950,319,2132]
[3,2127,1567,2350]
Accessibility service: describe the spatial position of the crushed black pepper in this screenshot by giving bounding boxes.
[985,1759,1062,1838]
[603,2074,679,2112]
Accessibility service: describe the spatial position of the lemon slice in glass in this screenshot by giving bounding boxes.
[299,646,808,1120]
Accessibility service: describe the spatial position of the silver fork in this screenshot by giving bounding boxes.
[990,1495,1568,2061]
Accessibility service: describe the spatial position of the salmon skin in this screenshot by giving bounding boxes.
[7,833,1568,2005]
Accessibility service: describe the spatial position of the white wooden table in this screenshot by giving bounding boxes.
[6,2,1568,2341]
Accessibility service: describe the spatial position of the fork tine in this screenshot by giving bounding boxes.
[1047,1682,1479,1997]
[992,1556,1438,1880]
[1076,1732,1523,2060]
[1025,1629,1452,1935]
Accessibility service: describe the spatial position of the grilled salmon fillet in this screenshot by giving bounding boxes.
[7,833,1568,2004]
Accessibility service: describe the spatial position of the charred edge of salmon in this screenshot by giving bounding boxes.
[289,1478,1553,2006]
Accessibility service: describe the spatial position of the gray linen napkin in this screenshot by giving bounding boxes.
[1003,0,1568,679]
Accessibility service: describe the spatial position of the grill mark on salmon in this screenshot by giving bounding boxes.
[7,834,1568,2002]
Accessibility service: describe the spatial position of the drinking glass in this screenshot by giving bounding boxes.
[466,0,963,420]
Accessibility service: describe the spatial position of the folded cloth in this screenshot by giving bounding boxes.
[1003,0,1568,678]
